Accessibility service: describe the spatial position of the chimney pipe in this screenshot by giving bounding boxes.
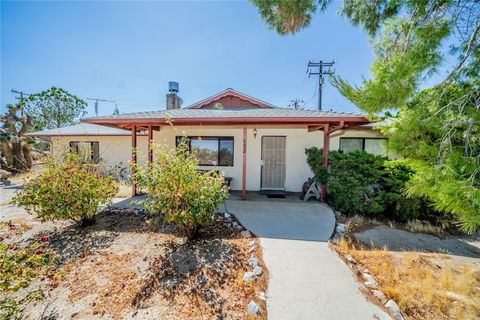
[166,81,182,110]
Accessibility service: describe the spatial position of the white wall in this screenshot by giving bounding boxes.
[153,126,387,192]
[50,135,148,170]
[48,127,387,193]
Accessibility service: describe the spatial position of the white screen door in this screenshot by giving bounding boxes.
[261,136,286,190]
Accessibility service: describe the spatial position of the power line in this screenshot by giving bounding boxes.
[306,59,336,111]
[86,98,117,117]
[289,98,304,109]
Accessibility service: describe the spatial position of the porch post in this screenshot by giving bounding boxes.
[241,126,247,200]
[321,123,330,202]
[131,124,137,196]
[147,125,153,165]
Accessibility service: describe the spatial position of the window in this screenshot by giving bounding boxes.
[339,138,388,156]
[69,141,100,162]
[176,136,234,166]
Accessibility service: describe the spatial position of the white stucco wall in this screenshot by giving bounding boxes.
[50,135,148,170]
[152,126,387,192]
[48,127,386,192]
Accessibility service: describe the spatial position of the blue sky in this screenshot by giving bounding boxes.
[1,1,376,116]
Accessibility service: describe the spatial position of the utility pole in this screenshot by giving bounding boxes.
[86,98,116,117]
[289,98,304,109]
[11,89,31,116]
[306,60,335,111]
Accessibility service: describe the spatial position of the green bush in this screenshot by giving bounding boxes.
[305,148,434,221]
[133,142,229,240]
[13,153,118,227]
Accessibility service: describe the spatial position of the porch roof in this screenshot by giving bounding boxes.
[81,108,369,126]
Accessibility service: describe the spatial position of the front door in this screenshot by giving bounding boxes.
[261,136,286,190]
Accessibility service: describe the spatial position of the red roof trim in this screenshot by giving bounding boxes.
[27,133,148,137]
[188,89,275,109]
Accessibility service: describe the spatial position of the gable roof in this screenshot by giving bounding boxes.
[187,88,276,109]
[27,123,144,137]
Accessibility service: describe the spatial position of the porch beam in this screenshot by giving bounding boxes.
[321,123,330,202]
[131,124,137,197]
[241,126,247,200]
[147,125,153,164]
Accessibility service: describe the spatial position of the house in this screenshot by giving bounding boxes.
[29,85,388,200]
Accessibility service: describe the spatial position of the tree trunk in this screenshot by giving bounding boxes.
[22,142,33,169]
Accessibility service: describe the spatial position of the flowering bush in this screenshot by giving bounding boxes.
[133,142,229,240]
[13,153,118,227]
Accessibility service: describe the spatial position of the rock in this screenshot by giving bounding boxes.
[248,257,259,268]
[372,289,388,303]
[362,273,378,288]
[232,221,239,228]
[241,230,252,238]
[0,169,12,180]
[385,299,404,320]
[243,271,255,282]
[335,210,342,217]
[224,212,231,219]
[248,244,257,253]
[346,255,357,264]
[247,300,260,316]
[253,266,263,276]
[257,291,266,301]
[336,223,346,234]
[133,209,140,215]
[248,240,256,247]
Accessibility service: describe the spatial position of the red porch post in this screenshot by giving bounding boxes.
[131,124,137,196]
[321,123,330,202]
[241,126,247,200]
[147,125,153,165]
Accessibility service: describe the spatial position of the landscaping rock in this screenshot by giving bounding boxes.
[362,272,378,288]
[346,255,357,264]
[0,169,12,180]
[224,212,231,219]
[336,223,346,234]
[243,271,255,282]
[257,291,266,301]
[232,221,239,228]
[240,230,252,238]
[385,299,404,320]
[247,300,260,316]
[248,257,259,268]
[248,240,256,247]
[335,210,342,217]
[253,266,263,276]
[372,289,388,303]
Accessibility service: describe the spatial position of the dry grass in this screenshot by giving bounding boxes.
[337,239,480,320]
[405,219,449,237]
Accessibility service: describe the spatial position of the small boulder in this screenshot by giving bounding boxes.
[0,169,12,180]
[372,289,387,303]
[362,273,378,288]
[257,291,266,301]
[336,223,346,234]
[247,300,260,316]
[224,212,231,219]
[253,266,263,276]
[335,210,342,217]
[248,257,259,268]
[241,230,252,238]
[232,221,239,228]
[243,271,255,282]
[385,299,404,320]
[346,255,357,264]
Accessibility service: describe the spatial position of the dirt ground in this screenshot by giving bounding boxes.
[1,181,268,320]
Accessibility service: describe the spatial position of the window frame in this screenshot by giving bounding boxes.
[176,136,234,167]
[339,137,388,155]
[69,141,100,162]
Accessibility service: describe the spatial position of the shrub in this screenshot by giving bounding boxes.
[305,148,435,221]
[13,153,118,227]
[133,142,229,240]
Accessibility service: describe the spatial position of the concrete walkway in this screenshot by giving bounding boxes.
[227,200,390,320]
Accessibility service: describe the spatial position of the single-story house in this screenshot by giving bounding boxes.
[29,88,388,200]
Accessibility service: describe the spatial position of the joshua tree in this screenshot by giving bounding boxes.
[0,103,33,173]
